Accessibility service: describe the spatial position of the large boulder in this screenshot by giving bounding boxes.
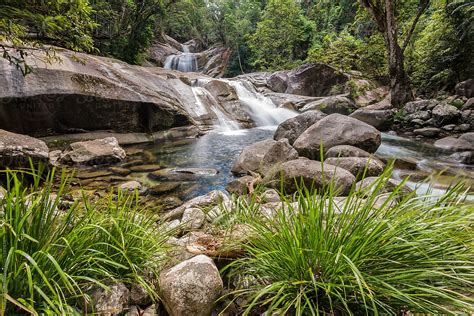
[59,137,126,165]
[434,137,473,152]
[324,157,385,178]
[431,103,460,125]
[159,255,223,316]
[0,47,195,136]
[325,145,372,158]
[403,100,438,114]
[267,63,349,97]
[263,158,356,195]
[301,95,356,115]
[349,109,394,131]
[293,114,381,160]
[0,129,49,168]
[231,139,298,175]
[274,110,326,145]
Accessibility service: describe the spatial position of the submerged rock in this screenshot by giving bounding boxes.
[273,110,326,145]
[159,255,223,316]
[293,114,381,160]
[0,129,49,168]
[263,158,355,195]
[60,137,126,165]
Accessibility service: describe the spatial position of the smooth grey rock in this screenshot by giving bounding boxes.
[159,255,223,316]
[274,110,326,145]
[181,208,206,231]
[60,137,126,165]
[225,175,255,195]
[293,114,381,160]
[90,283,129,316]
[259,138,299,174]
[459,132,474,146]
[263,158,355,195]
[413,127,442,138]
[231,139,276,175]
[349,109,394,131]
[325,157,385,178]
[0,129,49,168]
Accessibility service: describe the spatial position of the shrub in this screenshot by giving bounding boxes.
[0,168,169,315]
[223,171,474,315]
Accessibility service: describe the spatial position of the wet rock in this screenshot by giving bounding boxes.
[449,151,474,164]
[90,283,129,316]
[231,139,276,175]
[274,110,326,145]
[130,164,163,172]
[0,129,49,168]
[182,208,206,231]
[325,157,385,178]
[293,114,381,160]
[301,95,356,115]
[349,109,394,131]
[431,103,460,124]
[434,137,473,151]
[109,166,132,176]
[130,283,152,306]
[76,170,113,179]
[263,158,355,195]
[163,190,229,221]
[148,182,181,195]
[159,255,223,316]
[259,138,299,174]
[225,175,255,195]
[60,137,126,165]
[149,168,218,182]
[325,145,372,158]
[413,127,442,138]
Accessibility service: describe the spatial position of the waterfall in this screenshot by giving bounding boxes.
[227,80,297,126]
[191,86,240,132]
[164,45,198,72]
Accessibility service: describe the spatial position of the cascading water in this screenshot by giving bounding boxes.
[227,80,297,126]
[191,86,240,132]
[164,45,198,72]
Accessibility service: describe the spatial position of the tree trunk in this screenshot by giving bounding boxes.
[384,0,413,107]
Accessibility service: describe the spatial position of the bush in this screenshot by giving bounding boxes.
[223,170,474,315]
[0,168,169,315]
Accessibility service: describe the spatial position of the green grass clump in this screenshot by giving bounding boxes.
[0,169,169,315]
[224,172,474,315]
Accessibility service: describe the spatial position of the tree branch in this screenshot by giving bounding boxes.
[402,0,430,52]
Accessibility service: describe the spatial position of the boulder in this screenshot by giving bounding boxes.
[263,158,356,195]
[262,189,281,203]
[231,139,276,175]
[434,137,473,152]
[403,100,437,114]
[349,109,394,131]
[293,114,381,160]
[129,283,152,306]
[325,145,372,158]
[90,283,129,316]
[324,157,385,178]
[0,129,49,168]
[455,79,474,98]
[60,137,126,165]
[459,132,474,146]
[163,190,229,221]
[431,103,460,124]
[267,63,349,97]
[449,151,474,164]
[405,111,431,122]
[462,98,474,110]
[274,110,326,145]
[301,95,356,115]
[159,255,223,316]
[259,138,299,174]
